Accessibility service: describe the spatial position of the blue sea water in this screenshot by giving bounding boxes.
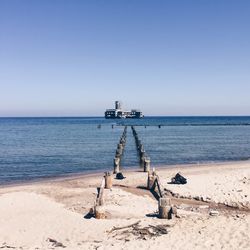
[0,116,250,184]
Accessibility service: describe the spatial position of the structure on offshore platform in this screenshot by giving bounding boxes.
[105,101,143,119]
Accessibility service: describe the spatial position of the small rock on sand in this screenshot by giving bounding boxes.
[209,210,219,216]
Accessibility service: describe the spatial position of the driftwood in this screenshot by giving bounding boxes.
[108,221,170,240]
[149,224,170,234]
[109,220,141,233]
[0,244,16,249]
[47,238,66,248]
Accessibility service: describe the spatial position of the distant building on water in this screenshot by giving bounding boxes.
[105,101,143,119]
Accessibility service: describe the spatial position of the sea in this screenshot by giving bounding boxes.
[1,116,250,185]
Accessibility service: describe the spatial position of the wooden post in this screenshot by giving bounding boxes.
[147,172,156,190]
[155,176,164,198]
[144,157,150,172]
[140,156,145,168]
[96,178,105,206]
[116,147,123,156]
[104,172,112,189]
[139,144,144,153]
[158,197,172,219]
[94,205,106,219]
[113,157,120,174]
[120,138,125,145]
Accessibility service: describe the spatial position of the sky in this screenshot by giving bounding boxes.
[0,0,250,116]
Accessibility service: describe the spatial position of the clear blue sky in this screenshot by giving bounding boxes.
[0,0,250,116]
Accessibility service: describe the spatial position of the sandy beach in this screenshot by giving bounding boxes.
[0,161,250,250]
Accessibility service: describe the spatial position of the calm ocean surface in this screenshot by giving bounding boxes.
[1,116,250,184]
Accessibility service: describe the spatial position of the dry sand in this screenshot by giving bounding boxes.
[0,161,250,249]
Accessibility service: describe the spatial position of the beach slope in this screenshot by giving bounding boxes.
[0,161,250,249]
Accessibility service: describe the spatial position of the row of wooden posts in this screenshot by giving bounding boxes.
[93,125,174,220]
[113,126,127,174]
[131,126,175,219]
[131,126,151,172]
[93,127,127,218]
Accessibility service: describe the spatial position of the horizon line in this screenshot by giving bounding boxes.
[1,115,250,118]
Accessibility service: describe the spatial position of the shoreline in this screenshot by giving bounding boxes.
[1,159,250,189]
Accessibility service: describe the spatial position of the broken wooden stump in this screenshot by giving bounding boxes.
[92,177,106,219]
[104,172,112,189]
[158,197,172,219]
[94,205,106,219]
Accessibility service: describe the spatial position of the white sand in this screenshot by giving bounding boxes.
[0,161,250,249]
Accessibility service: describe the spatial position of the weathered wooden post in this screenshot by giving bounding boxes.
[116,149,122,158]
[104,172,112,189]
[96,178,105,206]
[116,147,123,156]
[147,171,157,190]
[94,205,106,219]
[158,197,172,219]
[140,151,146,168]
[144,157,150,172]
[140,158,145,168]
[94,178,106,219]
[113,157,120,174]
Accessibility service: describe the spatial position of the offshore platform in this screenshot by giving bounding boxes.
[105,101,143,119]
